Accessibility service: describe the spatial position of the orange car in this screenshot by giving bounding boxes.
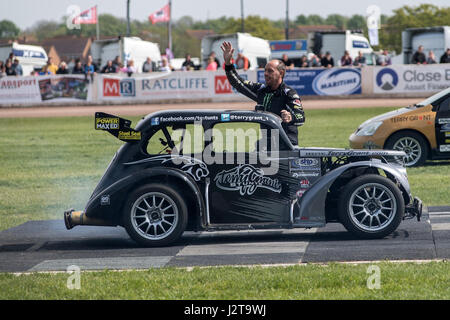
[349,87,450,166]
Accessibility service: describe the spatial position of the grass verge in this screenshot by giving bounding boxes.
[0,262,448,299]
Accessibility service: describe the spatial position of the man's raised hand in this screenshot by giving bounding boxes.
[221,41,234,66]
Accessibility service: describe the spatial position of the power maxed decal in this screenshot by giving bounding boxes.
[214,164,282,196]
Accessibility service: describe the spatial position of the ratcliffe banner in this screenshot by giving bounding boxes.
[373,65,450,94]
[98,70,256,102]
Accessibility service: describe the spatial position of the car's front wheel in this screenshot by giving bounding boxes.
[123,184,187,247]
[385,131,428,167]
[338,174,404,239]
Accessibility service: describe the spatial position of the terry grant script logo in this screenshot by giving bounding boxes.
[214,164,282,196]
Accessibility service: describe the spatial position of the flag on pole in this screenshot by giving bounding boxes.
[149,4,170,24]
[73,6,98,24]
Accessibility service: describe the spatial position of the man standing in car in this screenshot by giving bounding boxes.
[221,41,305,146]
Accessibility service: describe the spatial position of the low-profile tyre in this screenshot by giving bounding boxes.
[338,174,405,239]
[123,183,188,247]
[385,131,428,167]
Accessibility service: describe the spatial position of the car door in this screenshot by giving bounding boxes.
[205,121,292,225]
[435,95,450,154]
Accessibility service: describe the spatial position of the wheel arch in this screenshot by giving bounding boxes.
[383,128,432,159]
[85,168,206,230]
[299,161,411,223]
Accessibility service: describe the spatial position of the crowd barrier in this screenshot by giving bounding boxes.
[1,65,449,107]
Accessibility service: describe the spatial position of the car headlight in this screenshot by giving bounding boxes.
[356,121,383,136]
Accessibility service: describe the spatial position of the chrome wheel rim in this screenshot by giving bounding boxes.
[348,183,397,232]
[131,192,178,240]
[392,137,421,166]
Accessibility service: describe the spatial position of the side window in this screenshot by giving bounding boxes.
[147,124,204,155]
[438,96,450,112]
[211,122,261,153]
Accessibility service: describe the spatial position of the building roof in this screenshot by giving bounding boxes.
[289,25,338,38]
[40,36,92,62]
[186,29,215,40]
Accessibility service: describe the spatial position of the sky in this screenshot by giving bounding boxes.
[0,0,448,30]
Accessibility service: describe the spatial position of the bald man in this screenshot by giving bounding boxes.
[221,41,305,145]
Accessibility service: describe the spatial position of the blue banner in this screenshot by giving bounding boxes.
[257,68,362,96]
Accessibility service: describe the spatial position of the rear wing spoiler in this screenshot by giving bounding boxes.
[95,112,141,142]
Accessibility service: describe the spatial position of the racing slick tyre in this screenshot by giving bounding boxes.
[338,174,405,239]
[385,131,428,167]
[123,183,188,247]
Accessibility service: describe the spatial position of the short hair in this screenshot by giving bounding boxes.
[276,60,286,78]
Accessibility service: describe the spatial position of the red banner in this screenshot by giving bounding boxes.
[149,4,170,24]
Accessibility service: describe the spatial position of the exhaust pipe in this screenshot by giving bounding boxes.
[64,209,115,230]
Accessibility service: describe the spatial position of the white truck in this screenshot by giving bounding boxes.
[0,42,48,75]
[201,33,271,69]
[308,30,375,66]
[90,37,162,73]
[401,26,450,64]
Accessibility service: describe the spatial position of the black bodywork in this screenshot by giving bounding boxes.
[71,109,421,234]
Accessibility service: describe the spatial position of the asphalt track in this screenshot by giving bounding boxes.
[0,206,449,272]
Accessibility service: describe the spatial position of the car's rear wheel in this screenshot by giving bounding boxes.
[338,174,404,239]
[123,184,187,247]
[385,131,428,167]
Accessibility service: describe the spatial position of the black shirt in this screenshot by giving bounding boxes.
[225,64,305,146]
[321,56,334,68]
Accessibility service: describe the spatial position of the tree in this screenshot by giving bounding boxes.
[220,15,284,40]
[0,20,20,38]
[347,15,366,31]
[325,14,346,30]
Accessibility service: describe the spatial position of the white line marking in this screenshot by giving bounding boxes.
[430,222,450,231]
[27,256,172,272]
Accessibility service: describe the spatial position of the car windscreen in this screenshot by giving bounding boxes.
[416,87,450,107]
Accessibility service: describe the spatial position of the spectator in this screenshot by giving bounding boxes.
[426,51,437,64]
[6,52,14,63]
[121,59,136,76]
[308,53,321,67]
[86,55,99,72]
[299,55,308,68]
[72,60,84,74]
[101,60,117,73]
[0,62,6,78]
[281,54,294,69]
[112,56,123,70]
[182,54,195,71]
[353,51,366,67]
[84,58,95,76]
[12,58,23,76]
[45,57,58,74]
[5,60,16,76]
[412,45,426,64]
[209,51,221,68]
[205,56,218,71]
[159,57,171,72]
[142,57,154,73]
[376,49,392,66]
[340,50,352,66]
[235,50,249,70]
[56,61,69,74]
[440,48,450,63]
[321,51,334,68]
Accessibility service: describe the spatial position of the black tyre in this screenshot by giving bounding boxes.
[385,131,428,167]
[338,174,404,239]
[123,183,188,247]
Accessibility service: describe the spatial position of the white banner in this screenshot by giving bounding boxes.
[0,77,41,104]
[98,70,256,102]
[0,75,93,104]
[373,65,450,94]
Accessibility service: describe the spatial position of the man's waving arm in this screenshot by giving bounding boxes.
[221,41,261,102]
[284,89,305,126]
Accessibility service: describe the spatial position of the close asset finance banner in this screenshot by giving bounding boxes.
[373,65,450,94]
